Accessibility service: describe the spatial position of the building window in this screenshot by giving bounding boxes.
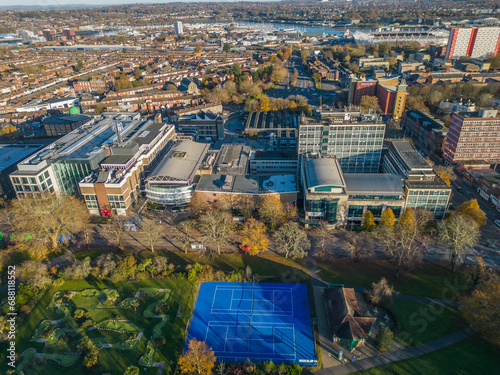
[84,195,99,209]
[12,177,20,184]
[108,195,125,209]
[348,205,364,218]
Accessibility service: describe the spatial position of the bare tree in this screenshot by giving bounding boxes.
[198,211,233,255]
[343,232,374,261]
[273,222,311,259]
[367,277,395,305]
[141,219,164,252]
[378,208,433,277]
[105,216,126,249]
[6,193,89,259]
[176,220,197,254]
[438,214,481,272]
[313,220,335,259]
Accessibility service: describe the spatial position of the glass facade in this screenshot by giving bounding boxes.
[84,194,98,209]
[146,185,194,206]
[306,199,339,224]
[52,160,91,196]
[406,189,450,218]
[298,123,385,173]
[108,195,125,209]
[348,205,364,217]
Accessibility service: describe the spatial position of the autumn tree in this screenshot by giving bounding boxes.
[439,214,480,272]
[141,219,163,252]
[17,261,52,289]
[198,211,233,255]
[380,208,396,227]
[239,218,269,256]
[454,199,487,226]
[434,165,456,186]
[460,280,500,346]
[258,196,287,231]
[361,210,376,232]
[259,95,272,112]
[378,208,432,277]
[273,222,310,259]
[6,193,89,259]
[359,95,381,114]
[179,338,216,375]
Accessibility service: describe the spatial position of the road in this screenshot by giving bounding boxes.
[268,55,339,106]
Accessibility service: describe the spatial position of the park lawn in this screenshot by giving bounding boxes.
[388,299,466,347]
[353,337,500,375]
[160,251,310,279]
[318,260,469,299]
[0,279,194,375]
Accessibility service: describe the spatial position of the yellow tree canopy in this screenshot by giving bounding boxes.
[240,218,269,256]
[178,338,216,375]
[454,199,487,226]
[380,208,396,227]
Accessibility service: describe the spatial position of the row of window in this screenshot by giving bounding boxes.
[11,170,50,185]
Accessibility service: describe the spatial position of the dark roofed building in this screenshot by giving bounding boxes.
[325,287,376,352]
[42,113,93,136]
[178,78,200,95]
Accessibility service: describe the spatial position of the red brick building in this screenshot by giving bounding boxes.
[443,109,500,168]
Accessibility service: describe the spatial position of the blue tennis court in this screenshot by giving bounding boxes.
[185,282,317,365]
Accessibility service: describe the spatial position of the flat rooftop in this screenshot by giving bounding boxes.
[148,140,209,182]
[344,173,404,195]
[304,157,345,189]
[216,144,250,175]
[469,168,500,185]
[391,140,432,170]
[0,144,44,172]
[245,110,300,132]
[196,174,298,194]
[251,151,297,160]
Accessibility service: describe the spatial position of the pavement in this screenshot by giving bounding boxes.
[313,328,474,375]
[307,256,464,372]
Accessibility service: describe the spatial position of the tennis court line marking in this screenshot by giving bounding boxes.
[211,285,294,315]
[206,322,297,359]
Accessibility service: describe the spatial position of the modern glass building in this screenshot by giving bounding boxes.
[383,140,451,218]
[298,116,385,173]
[145,140,210,207]
[301,154,405,227]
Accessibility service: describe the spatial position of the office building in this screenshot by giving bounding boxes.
[175,111,224,142]
[377,83,407,119]
[20,30,34,44]
[443,109,500,168]
[145,141,210,208]
[215,144,250,175]
[445,27,500,60]
[42,113,93,136]
[245,111,299,151]
[401,110,447,153]
[348,78,407,119]
[438,99,476,115]
[62,28,76,40]
[300,154,405,227]
[383,140,451,218]
[297,114,385,173]
[42,29,56,42]
[11,113,175,206]
[0,144,44,199]
[248,151,298,176]
[196,174,298,209]
[174,21,184,36]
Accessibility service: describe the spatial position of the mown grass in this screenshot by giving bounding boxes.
[353,337,500,375]
[0,279,194,375]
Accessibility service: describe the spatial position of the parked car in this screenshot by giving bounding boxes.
[494,219,500,229]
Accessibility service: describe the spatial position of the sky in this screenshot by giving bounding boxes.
[0,0,267,7]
